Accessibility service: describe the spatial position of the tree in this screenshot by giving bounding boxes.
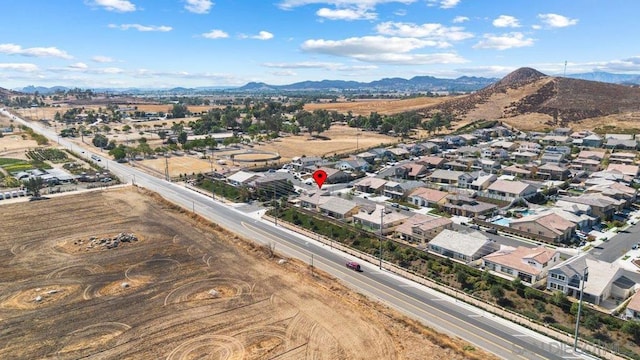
[23,177,44,198]
[512,278,525,297]
[490,284,505,299]
[109,144,127,161]
[171,103,189,118]
[92,134,109,148]
[551,291,571,312]
[158,130,167,140]
[623,320,640,343]
[456,269,468,288]
[177,131,188,146]
[584,314,600,331]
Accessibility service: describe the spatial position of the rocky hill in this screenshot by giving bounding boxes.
[422,67,640,129]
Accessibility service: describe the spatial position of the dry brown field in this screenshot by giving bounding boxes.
[257,125,397,161]
[304,97,452,116]
[0,188,492,360]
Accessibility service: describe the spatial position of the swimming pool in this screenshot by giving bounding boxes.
[493,217,512,226]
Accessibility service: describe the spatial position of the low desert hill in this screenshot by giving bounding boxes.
[423,67,640,131]
[0,86,15,100]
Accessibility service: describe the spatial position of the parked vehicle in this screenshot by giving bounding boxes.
[346,261,361,272]
[485,228,498,235]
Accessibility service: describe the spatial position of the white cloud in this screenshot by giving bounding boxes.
[537,13,578,28]
[69,62,89,69]
[376,21,473,42]
[393,9,407,16]
[202,29,229,39]
[531,25,542,30]
[0,43,72,59]
[303,36,438,55]
[454,65,516,77]
[252,31,274,40]
[108,24,173,32]
[184,0,213,14]
[594,56,640,73]
[99,67,125,74]
[301,36,465,64]
[0,63,39,72]
[352,52,466,65]
[92,55,114,63]
[262,61,377,71]
[452,16,469,23]
[316,7,377,20]
[492,15,520,28]
[439,0,460,8]
[91,0,136,12]
[271,70,297,76]
[427,0,460,9]
[278,0,415,10]
[473,32,534,50]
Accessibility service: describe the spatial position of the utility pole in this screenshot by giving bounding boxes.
[164,156,170,182]
[379,207,384,269]
[209,156,215,201]
[273,185,278,226]
[574,267,588,352]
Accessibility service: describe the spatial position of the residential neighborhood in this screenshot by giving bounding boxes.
[203,124,640,318]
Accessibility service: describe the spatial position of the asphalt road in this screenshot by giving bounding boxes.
[591,222,640,262]
[3,110,593,360]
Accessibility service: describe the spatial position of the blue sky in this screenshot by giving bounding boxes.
[0,0,638,89]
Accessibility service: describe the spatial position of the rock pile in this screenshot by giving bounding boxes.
[76,233,138,250]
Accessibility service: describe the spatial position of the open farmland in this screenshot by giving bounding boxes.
[304,97,453,116]
[0,188,491,360]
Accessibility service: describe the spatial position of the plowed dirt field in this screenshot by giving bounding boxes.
[0,188,493,360]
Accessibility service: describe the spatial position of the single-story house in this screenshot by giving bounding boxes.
[428,169,465,186]
[442,195,497,218]
[315,167,350,184]
[383,180,425,200]
[486,179,538,202]
[227,171,262,187]
[428,229,499,263]
[408,187,449,208]
[319,197,359,220]
[335,158,371,172]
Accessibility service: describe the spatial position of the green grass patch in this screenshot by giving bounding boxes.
[5,163,34,173]
[0,158,25,166]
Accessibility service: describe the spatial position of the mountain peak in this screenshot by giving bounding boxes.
[493,67,547,88]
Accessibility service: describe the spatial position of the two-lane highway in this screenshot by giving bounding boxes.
[2,109,592,360]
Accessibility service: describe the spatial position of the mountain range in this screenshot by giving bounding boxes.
[8,71,640,95]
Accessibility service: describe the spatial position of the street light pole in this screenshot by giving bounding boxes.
[379,207,384,269]
[573,267,588,352]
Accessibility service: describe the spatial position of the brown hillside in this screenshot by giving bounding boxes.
[421,67,640,130]
[0,86,15,99]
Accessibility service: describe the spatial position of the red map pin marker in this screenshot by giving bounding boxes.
[312,169,327,189]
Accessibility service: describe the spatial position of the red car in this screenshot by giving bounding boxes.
[346,261,361,272]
